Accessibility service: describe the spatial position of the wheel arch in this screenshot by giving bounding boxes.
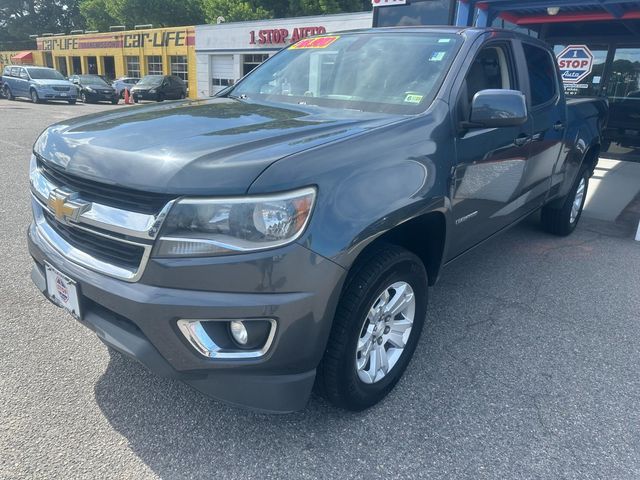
[344,211,447,287]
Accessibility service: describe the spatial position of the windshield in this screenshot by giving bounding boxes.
[230,32,462,114]
[78,75,109,86]
[138,75,164,86]
[27,68,65,80]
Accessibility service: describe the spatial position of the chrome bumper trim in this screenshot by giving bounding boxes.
[32,198,152,282]
[177,319,277,359]
[29,165,174,240]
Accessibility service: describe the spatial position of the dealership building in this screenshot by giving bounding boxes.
[33,26,197,98]
[194,12,372,97]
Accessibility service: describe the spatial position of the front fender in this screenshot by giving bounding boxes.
[248,102,455,270]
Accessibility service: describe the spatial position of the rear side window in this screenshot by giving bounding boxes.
[523,43,557,106]
[10,67,19,77]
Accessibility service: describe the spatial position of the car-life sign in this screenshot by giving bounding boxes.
[556,45,594,84]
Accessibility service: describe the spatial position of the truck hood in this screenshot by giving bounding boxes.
[34,98,397,195]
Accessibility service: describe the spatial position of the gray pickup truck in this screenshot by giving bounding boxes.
[28,27,607,412]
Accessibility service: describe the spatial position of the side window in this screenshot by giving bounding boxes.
[10,67,19,77]
[460,44,515,119]
[19,68,29,79]
[523,44,557,106]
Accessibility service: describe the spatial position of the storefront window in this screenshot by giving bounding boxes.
[126,56,140,77]
[374,0,454,27]
[56,57,68,77]
[71,56,82,75]
[146,56,163,75]
[604,48,640,160]
[170,55,188,82]
[242,54,269,77]
[553,45,608,97]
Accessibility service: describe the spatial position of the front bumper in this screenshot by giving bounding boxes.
[85,91,117,102]
[131,90,158,100]
[28,222,346,412]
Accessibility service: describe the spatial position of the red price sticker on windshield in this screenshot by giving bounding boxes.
[291,36,339,49]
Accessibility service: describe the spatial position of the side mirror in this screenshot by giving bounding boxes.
[467,89,528,128]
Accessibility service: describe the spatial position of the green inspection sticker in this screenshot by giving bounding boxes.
[404,93,424,104]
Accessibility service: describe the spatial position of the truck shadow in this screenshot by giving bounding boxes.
[92,216,627,479]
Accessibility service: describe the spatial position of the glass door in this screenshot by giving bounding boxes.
[603,47,640,161]
[553,44,609,97]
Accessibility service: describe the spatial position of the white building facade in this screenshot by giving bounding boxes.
[195,12,372,97]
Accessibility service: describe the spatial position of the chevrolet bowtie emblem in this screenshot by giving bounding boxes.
[47,190,90,224]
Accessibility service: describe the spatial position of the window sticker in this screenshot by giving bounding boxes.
[429,51,446,62]
[290,36,340,50]
[404,93,423,104]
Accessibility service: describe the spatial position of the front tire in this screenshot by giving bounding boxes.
[68,100,76,105]
[316,244,428,411]
[4,86,15,100]
[30,89,40,103]
[541,165,589,236]
[80,92,87,103]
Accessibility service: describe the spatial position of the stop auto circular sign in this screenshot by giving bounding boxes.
[556,45,594,84]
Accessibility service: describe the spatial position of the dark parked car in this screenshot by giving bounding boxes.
[28,28,607,413]
[69,74,118,104]
[130,75,187,102]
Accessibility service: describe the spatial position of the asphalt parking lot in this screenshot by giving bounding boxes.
[1,99,639,480]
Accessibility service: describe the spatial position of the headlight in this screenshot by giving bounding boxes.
[85,87,95,93]
[153,187,316,257]
[149,89,156,94]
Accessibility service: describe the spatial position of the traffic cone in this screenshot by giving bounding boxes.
[124,88,132,105]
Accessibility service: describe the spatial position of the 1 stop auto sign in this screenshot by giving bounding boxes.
[556,45,594,84]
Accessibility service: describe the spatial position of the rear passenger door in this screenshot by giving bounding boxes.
[449,39,534,258]
[517,41,566,206]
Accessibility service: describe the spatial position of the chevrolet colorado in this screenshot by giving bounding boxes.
[28,27,607,412]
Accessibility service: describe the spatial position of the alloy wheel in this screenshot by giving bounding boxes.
[570,177,586,224]
[355,281,416,384]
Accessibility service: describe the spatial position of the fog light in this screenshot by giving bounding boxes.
[230,320,248,345]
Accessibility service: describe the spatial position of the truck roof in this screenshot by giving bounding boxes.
[335,26,552,48]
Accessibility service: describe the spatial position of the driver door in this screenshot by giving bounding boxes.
[448,41,533,259]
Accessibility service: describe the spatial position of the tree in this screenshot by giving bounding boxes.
[201,0,370,23]
[201,0,271,23]
[79,0,206,30]
[0,1,85,47]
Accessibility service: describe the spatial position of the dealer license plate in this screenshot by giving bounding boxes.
[61,92,68,97]
[45,263,81,319]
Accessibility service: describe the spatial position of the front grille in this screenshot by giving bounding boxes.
[53,86,70,92]
[36,155,174,215]
[44,211,145,270]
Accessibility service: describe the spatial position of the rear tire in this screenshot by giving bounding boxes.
[5,86,15,100]
[316,244,428,411]
[68,100,76,105]
[541,165,589,236]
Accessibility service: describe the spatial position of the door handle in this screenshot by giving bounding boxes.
[514,134,531,147]
[553,121,565,131]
